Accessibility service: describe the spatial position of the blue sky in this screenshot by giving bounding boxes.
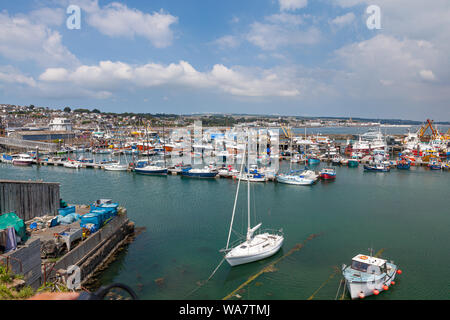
[0,0,449,120]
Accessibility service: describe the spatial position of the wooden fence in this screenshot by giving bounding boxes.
[0,180,60,221]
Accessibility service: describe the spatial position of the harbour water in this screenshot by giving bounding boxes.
[0,160,449,300]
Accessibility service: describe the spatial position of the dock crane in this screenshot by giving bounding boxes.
[418,119,441,141]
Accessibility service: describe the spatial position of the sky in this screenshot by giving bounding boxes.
[0,0,449,121]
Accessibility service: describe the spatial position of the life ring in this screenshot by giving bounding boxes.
[360,255,368,260]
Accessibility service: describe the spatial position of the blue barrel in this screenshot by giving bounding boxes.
[58,206,76,217]
[80,213,102,229]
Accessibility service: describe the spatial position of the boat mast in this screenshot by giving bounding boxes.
[225,142,246,250]
[247,145,251,238]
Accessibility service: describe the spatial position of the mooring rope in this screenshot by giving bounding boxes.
[184,257,226,298]
[307,266,340,300]
[222,233,322,300]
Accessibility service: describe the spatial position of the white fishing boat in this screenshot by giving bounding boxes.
[12,154,33,166]
[63,160,82,169]
[135,164,168,175]
[276,172,315,185]
[234,164,267,182]
[300,168,320,181]
[218,165,239,178]
[104,162,128,171]
[221,144,284,267]
[342,253,401,299]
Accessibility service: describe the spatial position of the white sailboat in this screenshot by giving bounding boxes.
[221,144,284,267]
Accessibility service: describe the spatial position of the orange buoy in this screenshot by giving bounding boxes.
[358,292,365,299]
[382,285,389,291]
[373,289,380,295]
[397,269,402,275]
[391,281,396,285]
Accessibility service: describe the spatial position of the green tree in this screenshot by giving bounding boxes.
[63,107,71,113]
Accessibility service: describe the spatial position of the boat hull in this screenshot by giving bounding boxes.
[396,163,411,170]
[276,175,314,185]
[347,160,359,168]
[345,267,398,299]
[12,160,33,166]
[226,236,284,266]
[135,168,168,175]
[364,165,390,172]
[181,172,217,178]
[320,173,336,180]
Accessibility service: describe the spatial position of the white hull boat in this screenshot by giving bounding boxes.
[342,253,401,299]
[225,231,284,266]
[276,174,314,185]
[12,154,33,166]
[104,162,128,171]
[63,161,82,169]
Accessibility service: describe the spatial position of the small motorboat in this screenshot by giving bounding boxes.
[342,253,401,299]
[135,161,168,175]
[63,160,82,169]
[12,154,34,166]
[307,156,321,165]
[428,160,442,170]
[347,158,359,168]
[396,157,411,170]
[181,167,218,178]
[104,162,128,171]
[1,154,13,164]
[364,161,390,172]
[276,172,315,185]
[235,165,267,182]
[320,167,336,180]
[218,165,239,178]
[331,155,343,165]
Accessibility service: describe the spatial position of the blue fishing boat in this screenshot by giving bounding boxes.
[181,167,218,178]
[428,160,441,170]
[1,154,13,163]
[364,163,390,172]
[307,156,320,165]
[396,162,411,170]
[347,159,359,167]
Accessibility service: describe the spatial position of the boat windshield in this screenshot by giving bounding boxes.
[351,260,369,272]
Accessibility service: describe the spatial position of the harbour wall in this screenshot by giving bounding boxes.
[0,239,42,289]
[47,212,135,286]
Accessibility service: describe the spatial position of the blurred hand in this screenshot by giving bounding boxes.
[28,292,80,300]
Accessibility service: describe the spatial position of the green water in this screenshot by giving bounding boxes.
[0,161,449,300]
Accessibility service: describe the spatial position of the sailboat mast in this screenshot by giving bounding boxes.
[225,142,246,250]
[247,153,251,234]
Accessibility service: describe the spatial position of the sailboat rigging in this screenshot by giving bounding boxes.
[221,141,284,266]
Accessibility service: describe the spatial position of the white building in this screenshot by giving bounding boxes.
[49,118,72,131]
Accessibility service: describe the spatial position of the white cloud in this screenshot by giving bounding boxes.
[279,0,308,12]
[419,70,436,82]
[0,11,79,67]
[62,0,178,48]
[27,7,65,26]
[214,35,240,49]
[0,66,36,87]
[247,21,320,50]
[330,12,355,28]
[38,60,309,98]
